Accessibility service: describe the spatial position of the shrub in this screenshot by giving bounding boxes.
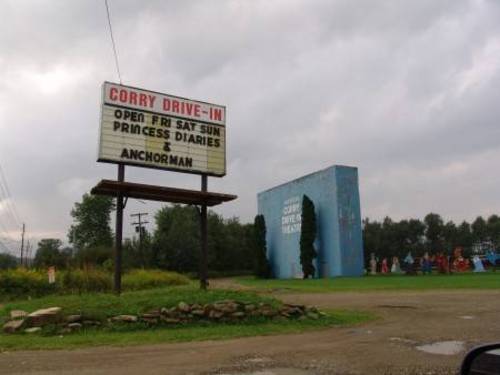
[122,269,190,290]
[62,269,112,293]
[0,268,57,297]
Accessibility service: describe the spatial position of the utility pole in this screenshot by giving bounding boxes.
[200,174,208,290]
[20,223,25,267]
[25,240,30,268]
[131,212,148,268]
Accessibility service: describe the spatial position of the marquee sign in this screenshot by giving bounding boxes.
[98,82,226,176]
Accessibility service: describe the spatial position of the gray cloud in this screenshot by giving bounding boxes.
[1,0,499,253]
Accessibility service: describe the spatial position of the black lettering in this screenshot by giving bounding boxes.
[113,121,121,131]
[169,155,178,165]
[131,124,141,134]
[163,142,171,152]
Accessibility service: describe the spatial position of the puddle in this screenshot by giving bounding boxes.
[245,357,272,364]
[416,341,465,355]
[459,315,475,320]
[223,369,314,375]
[390,337,417,344]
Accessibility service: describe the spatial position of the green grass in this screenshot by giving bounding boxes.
[0,310,373,351]
[0,286,374,350]
[237,272,500,293]
[0,285,276,321]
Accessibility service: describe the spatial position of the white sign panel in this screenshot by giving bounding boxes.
[98,82,226,176]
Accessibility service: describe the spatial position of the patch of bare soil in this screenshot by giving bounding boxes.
[1,288,499,375]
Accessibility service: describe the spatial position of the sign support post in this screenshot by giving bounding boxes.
[200,174,208,290]
[114,163,125,294]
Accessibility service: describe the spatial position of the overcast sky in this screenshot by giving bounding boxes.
[1,0,500,253]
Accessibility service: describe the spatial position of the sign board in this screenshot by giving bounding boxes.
[48,266,56,284]
[98,82,226,176]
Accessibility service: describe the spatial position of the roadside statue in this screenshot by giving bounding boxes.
[391,256,402,274]
[420,252,432,275]
[370,253,377,275]
[381,258,389,274]
[486,250,498,271]
[404,252,416,275]
[472,255,485,272]
[435,252,449,274]
[452,247,469,272]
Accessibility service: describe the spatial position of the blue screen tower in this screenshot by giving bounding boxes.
[257,165,364,279]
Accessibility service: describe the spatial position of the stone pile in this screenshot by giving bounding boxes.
[2,301,323,334]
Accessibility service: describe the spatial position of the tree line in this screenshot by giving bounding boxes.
[2,193,499,275]
[363,213,500,263]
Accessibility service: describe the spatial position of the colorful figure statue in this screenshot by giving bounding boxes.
[472,255,485,272]
[391,256,402,274]
[452,247,469,272]
[435,252,449,274]
[420,252,432,275]
[370,253,377,275]
[381,258,389,274]
[404,252,416,275]
[486,250,499,271]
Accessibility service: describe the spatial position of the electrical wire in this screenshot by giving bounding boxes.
[104,0,123,84]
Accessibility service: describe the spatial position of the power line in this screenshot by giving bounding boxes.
[104,0,123,84]
[0,163,22,227]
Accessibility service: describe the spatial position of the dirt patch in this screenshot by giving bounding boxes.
[1,289,499,375]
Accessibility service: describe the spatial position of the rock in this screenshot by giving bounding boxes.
[3,319,25,333]
[231,312,246,319]
[284,303,306,311]
[141,312,160,319]
[307,312,319,320]
[163,318,180,324]
[177,302,191,313]
[65,315,82,323]
[67,323,82,330]
[111,315,138,323]
[215,303,238,314]
[244,304,256,312]
[259,308,277,317]
[24,327,41,333]
[208,310,224,320]
[191,309,205,317]
[27,307,62,327]
[10,310,28,320]
[142,318,158,325]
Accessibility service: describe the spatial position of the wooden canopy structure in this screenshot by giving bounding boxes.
[91,179,237,207]
[91,166,237,293]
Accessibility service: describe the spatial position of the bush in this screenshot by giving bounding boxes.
[122,269,190,290]
[62,269,112,293]
[0,269,56,297]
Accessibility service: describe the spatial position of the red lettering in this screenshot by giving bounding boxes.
[129,91,137,105]
[148,95,156,108]
[119,89,128,103]
[213,108,222,121]
[194,104,200,117]
[109,87,118,101]
[139,94,147,107]
[172,100,179,112]
[185,103,193,115]
[163,98,170,111]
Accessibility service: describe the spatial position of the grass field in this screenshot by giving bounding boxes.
[237,272,500,293]
[0,286,374,350]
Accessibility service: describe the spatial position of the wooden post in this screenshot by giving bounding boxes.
[200,174,208,290]
[114,164,125,294]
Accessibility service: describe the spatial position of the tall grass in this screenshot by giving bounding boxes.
[0,268,190,299]
[122,269,190,290]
